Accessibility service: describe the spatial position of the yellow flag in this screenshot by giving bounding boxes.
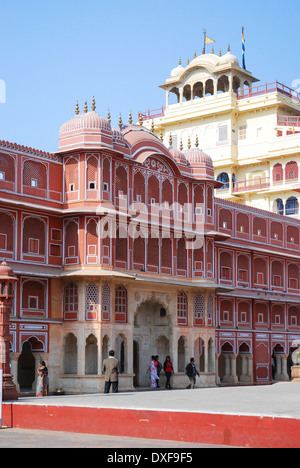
[205,36,215,45]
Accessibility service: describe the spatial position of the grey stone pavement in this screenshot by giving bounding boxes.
[0,428,229,448]
[8,382,300,419]
[1,382,299,448]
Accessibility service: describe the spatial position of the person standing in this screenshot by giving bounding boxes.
[102,350,120,394]
[185,358,200,389]
[147,355,158,388]
[155,355,162,388]
[36,360,49,397]
[163,356,174,389]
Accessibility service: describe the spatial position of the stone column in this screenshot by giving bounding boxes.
[0,260,18,400]
[230,354,239,383]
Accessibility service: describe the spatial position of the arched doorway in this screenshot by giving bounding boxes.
[18,341,35,391]
[133,298,171,387]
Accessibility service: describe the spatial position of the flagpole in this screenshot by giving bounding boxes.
[203,29,206,54]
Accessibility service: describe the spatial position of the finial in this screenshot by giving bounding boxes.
[212,46,214,54]
[228,43,230,52]
[169,133,173,146]
[202,47,205,55]
[187,58,190,65]
[179,57,181,65]
[91,96,96,112]
[160,131,164,142]
[107,109,111,124]
[119,114,122,130]
[128,111,133,125]
[179,138,183,151]
[194,50,197,59]
[219,49,222,57]
[187,136,191,149]
[84,101,88,113]
[139,112,143,126]
[75,101,79,115]
[151,120,155,132]
[195,135,199,147]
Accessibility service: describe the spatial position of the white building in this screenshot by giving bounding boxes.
[141,48,300,219]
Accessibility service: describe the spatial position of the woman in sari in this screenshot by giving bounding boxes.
[36,360,49,397]
[147,355,159,388]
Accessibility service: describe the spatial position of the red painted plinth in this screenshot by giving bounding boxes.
[3,402,300,448]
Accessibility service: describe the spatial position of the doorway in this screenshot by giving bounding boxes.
[18,341,35,391]
[133,299,171,387]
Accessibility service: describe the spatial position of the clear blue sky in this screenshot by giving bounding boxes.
[0,0,299,153]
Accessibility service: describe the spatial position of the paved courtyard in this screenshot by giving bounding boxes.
[8,382,300,419]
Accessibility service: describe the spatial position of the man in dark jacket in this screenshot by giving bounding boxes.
[102,350,121,394]
[185,358,200,389]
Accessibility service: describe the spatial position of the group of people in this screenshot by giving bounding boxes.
[147,355,174,389]
[35,354,200,397]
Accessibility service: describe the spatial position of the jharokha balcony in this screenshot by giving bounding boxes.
[232,177,270,194]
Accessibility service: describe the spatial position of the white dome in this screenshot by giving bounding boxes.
[170,64,185,78]
[219,52,239,66]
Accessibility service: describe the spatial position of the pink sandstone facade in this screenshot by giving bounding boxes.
[0,104,300,393]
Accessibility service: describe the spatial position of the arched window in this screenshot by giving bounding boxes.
[207,294,214,326]
[23,160,47,190]
[194,294,205,326]
[177,292,188,326]
[274,199,284,215]
[148,175,159,206]
[273,163,283,183]
[115,166,128,202]
[285,161,298,181]
[86,155,98,192]
[217,172,229,189]
[85,283,98,321]
[0,153,15,184]
[23,217,46,257]
[286,197,299,216]
[85,334,98,375]
[0,212,14,253]
[115,285,127,323]
[133,171,146,204]
[63,282,78,321]
[86,218,98,262]
[102,283,111,321]
[22,279,46,317]
[64,219,79,263]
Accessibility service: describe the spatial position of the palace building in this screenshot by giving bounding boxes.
[141,47,300,220]
[0,96,300,394]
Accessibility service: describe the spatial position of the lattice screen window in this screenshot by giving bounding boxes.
[177,292,188,326]
[207,294,214,326]
[102,283,111,321]
[115,285,127,322]
[0,212,14,251]
[86,283,99,321]
[23,217,45,256]
[87,156,98,190]
[285,161,299,181]
[23,160,47,189]
[134,171,146,203]
[64,282,78,321]
[22,280,46,315]
[0,154,15,182]
[64,220,78,259]
[194,294,205,325]
[65,157,79,192]
[161,237,172,268]
[177,238,187,270]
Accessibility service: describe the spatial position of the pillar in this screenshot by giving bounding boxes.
[0,260,18,400]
